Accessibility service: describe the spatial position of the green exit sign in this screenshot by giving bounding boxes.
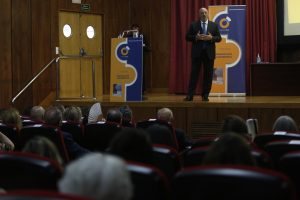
[81,4,91,11]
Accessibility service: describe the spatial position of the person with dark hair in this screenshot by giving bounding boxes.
[272,115,299,132]
[119,105,134,127]
[222,115,248,137]
[146,124,176,149]
[202,132,256,166]
[63,106,82,123]
[184,7,222,102]
[106,108,122,125]
[108,128,153,164]
[44,106,89,159]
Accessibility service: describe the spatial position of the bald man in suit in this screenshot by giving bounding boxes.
[184,7,222,102]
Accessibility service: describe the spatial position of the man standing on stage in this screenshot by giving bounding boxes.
[184,7,222,102]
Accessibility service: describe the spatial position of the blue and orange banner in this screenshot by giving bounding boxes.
[110,38,143,101]
[209,5,246,95]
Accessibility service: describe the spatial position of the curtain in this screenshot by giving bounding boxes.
[169,0,276,95]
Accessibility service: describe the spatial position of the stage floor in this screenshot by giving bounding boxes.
[54,94,300,137]
[56,93,300,108]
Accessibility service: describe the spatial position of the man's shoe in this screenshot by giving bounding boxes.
[202,95,209,101]
[183,96,193,101]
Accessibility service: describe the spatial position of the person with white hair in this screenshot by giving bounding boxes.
[58,152,133,200]
[88,102,104,123]
[157,107,192,151]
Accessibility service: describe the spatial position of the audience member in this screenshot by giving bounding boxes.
[272,115,299,132]
[106,108,122,124]
[58,152,133,200]
[157,107,192,151]
[63,106,82,123]
[88,102,103,123]
[22,136,63,166]
[222,115,249,139]
[119,105,134,127]
[1,108,22,130]
[108,128,153,164]
[146,123,176,149]
[30,106,45,122]
[44,106,89,159]
[0,131,15,151]
[202,132,256,166]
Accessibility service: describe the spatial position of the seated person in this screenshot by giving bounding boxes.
[58,152,133,200]
[22,136,63,166]
[202,132,256,166]
[119,105,134,127]
[108,128,153,164]
[88,102,104,123]
[272,115,299,132]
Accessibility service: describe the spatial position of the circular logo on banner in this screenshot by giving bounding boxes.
[120,46,130,56]
[219,16,231,29]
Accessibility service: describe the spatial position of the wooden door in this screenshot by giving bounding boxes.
[58,11,103,99]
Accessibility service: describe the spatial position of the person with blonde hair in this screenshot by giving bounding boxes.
[1,108,22,130]
[22,136,63,166]
[58,153,133,200]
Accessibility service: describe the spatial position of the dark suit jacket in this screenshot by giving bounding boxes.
[186,20,222,59]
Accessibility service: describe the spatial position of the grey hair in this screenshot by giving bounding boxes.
[272,115,299,132]
[157,107,173,122]
[58,153,133,200]
[30,106,45,121]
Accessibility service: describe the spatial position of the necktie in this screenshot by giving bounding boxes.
[202,22,206,35]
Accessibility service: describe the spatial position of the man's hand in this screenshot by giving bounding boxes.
[196,32,213,41]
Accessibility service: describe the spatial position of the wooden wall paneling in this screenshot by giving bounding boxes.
[102,0,130,94]
[149,0,170,90]
[11,0,33,111]
[169,107,187,132]
[217,108,249,121]
[129,0,152,92]
[31,0,53,105]
[249,108,284,133]
[0,0,12,108]
[282,108,300,130]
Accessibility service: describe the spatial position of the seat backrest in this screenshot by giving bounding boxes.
[0,151,62,190]
[22,118,44,127]
[84,121,122,151]
[136,119,178,150]
[152,144,181,181]
[279,151,300,196]
[173,165,296,200]
[254,132,300,148]
[0,190,91,200]
[182,146,210,167]
[19,124,69,162]
[264,140,300,168]
[127,161,171,200]
[61,121,84,146]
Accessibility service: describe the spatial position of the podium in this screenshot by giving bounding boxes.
[110,37,143,101]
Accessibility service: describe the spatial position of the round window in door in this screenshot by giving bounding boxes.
[63,24,72,38]
[86,26,95,39]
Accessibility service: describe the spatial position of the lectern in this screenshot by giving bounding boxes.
[110,37,143,101]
